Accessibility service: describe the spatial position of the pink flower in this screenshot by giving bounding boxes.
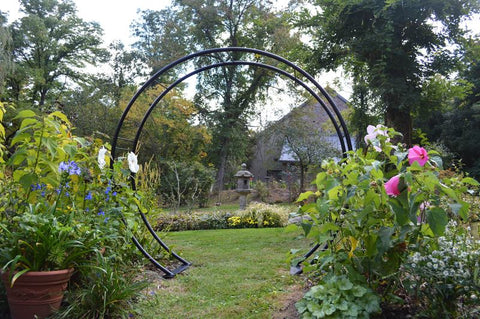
[408,146,429,166]
[364,124,390,151]
[419,201,431,212]
[384,175,401,197]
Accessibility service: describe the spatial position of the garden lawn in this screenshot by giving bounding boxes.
[137,227,310,318]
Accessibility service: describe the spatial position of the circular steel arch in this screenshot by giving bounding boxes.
[111,47,353,160]
[111,47,354,278]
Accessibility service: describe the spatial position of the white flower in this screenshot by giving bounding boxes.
[364,124,390,151]
[127,152,139,173]
[98,146,108,169]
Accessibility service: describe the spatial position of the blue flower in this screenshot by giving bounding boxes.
[58,160,82,175]
[105,186,111,194]
[85,192,93,200]
[104,217,110,223]
[98,210,105,216]
[31,183,44,191]
[112,191,117,196]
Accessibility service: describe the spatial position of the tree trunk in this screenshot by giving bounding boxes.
[299,163,305,193]
[214,141,229,191]
[385,106,412,147]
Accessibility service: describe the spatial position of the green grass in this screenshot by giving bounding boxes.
[137,227,310,318]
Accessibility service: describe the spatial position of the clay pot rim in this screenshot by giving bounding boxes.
[1,268,74,276]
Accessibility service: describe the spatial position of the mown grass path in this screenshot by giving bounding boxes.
[138,228,311,318]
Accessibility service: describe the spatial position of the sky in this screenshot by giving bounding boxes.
[2,0,172,45]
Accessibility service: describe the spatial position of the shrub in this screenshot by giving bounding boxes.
[227,202,290,228]
[402,221,480,317]
[296,273,380,319]
[292,125,479,316]
[155,202,291,231]
[159,161,215,211]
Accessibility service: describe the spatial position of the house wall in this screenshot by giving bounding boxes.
[250,90,351,184]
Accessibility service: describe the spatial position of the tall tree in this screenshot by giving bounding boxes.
[301,0,479,146]
[0,12,13,95]
[6,0,106,108]
[132,0,300,190]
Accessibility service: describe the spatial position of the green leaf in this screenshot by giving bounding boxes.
[297,191,314,202]
[429,155,443,169]
[19,173,38,191]
[10,269,30,287]
[49,111,70,124]
[439,183,458,201]
[323,303,336,315]
[376,227,394,254]
[462,177,480,186]
[394,150,408,166]
[426,207,448,236]
[301,203,317,214]
[315,172,327,189]
[450,202,470,220]
[365,234,378,257]
[10,132,32,147]
[19,118,37,130]
[337,277,353,290]
[327,185,342,200]
[13,109,36,120]
[388,192,409,226]
[301,222,313,237]
[319,222,339,233]
[351,285,367,297]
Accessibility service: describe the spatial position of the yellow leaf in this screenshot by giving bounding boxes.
[348,236,358,259]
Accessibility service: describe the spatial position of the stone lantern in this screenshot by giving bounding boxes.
[234,163,253,209]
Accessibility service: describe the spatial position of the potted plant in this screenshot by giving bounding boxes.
[0,108,141,318]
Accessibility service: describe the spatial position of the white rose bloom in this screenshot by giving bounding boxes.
[98,146,108,169]
[127,152,140,173]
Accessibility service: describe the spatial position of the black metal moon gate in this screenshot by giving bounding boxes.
[111,47,353,278]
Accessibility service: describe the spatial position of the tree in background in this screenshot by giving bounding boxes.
[416,37,480,178]
[269,101,341,191]
[0,12,13,95]
[131,0,300,190]
[300,0,479,146]
[5,0,107,109]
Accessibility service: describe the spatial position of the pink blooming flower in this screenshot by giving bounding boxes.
[364,124,390,151]
[408,146,429,166]
[384,175,401,197]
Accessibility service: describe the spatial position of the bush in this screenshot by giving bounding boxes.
[159,161,214,211]
[402,221,480,317]
[227,202,289,228]
[155,202,291,231]
[292,125,479,317]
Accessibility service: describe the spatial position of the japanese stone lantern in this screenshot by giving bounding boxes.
[234,163,253,209]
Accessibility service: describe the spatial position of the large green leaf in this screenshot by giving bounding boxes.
[376,226,394,254]
[297,191,314,202]
[13,109,36,120]
[426,207,448,236]
[388,191,409,226]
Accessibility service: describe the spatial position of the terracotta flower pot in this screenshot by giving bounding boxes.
[1,268,74,319]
